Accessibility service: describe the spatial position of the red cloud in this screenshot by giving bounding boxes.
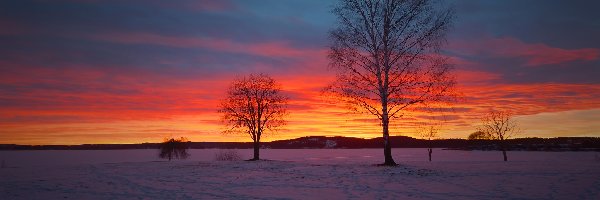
[451,37,600,66]
[454,69,501,84]
[2,63,598,144]
[2,35,599,144]
[90,32,322,58]
[460,83,600,116]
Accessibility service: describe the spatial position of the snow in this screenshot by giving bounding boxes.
[1,149,599,199]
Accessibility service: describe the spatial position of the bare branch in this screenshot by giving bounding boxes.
[218,74,288,143]
[327,0,455,165]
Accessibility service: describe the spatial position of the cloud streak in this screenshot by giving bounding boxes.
[451,37,600,66]
[90,32,324,58]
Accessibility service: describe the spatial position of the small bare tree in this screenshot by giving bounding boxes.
[159,137,190,161]
[327,0,455,165]
[219,73,288,161]
[478,111,521,161]
[418,125,438,161]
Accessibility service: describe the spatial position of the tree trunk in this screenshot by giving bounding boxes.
[382,117,397,166]
[428,148,432,162]
[252,141,260,161]
[500,139,507,161]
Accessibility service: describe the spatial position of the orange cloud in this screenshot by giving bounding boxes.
[2,77,598,144]
[454,69,502,84]
[1,42,598,144]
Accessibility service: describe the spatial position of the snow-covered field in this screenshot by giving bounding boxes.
[1,149,599,199]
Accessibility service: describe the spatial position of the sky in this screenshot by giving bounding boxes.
[0,0,599,145]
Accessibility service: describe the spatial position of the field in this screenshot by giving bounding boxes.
[1,149,599,199]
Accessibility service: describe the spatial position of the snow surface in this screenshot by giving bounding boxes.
[1,149,599,199]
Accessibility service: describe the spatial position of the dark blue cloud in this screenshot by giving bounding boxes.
[449,0,600,49]
[1,0,598,85]
[446,0,600,84]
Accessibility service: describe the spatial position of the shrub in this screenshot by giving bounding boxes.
[214,149,241,161]
[159,137,190,161]
[468,131,491,140]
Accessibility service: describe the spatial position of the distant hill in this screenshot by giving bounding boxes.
[1,136,599,151]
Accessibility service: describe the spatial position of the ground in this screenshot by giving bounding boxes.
[1,149,599,199]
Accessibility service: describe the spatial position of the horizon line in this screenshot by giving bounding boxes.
[2,135,598,146]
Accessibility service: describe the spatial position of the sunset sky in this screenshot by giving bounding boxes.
[1,0,599,145]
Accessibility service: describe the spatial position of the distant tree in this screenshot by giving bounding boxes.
[478,111,521,161]
[327,0,455,165]
[467,131,491,140]
[418,125,438,161]
[219,73,288,161]
[159,137,190,161]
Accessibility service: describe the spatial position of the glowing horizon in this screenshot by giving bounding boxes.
[0,0,599,145]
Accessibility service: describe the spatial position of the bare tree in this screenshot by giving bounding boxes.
[418,125,438,162]
[159,137,190,161]
[219,74,288,161]
[478,111,521,161]
[327,0,455,165]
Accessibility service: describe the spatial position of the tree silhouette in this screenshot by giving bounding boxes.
[418,125,438,162]
[159,137,190,161]
[219,73,288,161]
[478,111,521,161]
[327,0,455,165]
[467,131,491,140]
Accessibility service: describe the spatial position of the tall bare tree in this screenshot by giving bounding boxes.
[327,0,455,165]
[478,110,521,161]
[219,74,288,161]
